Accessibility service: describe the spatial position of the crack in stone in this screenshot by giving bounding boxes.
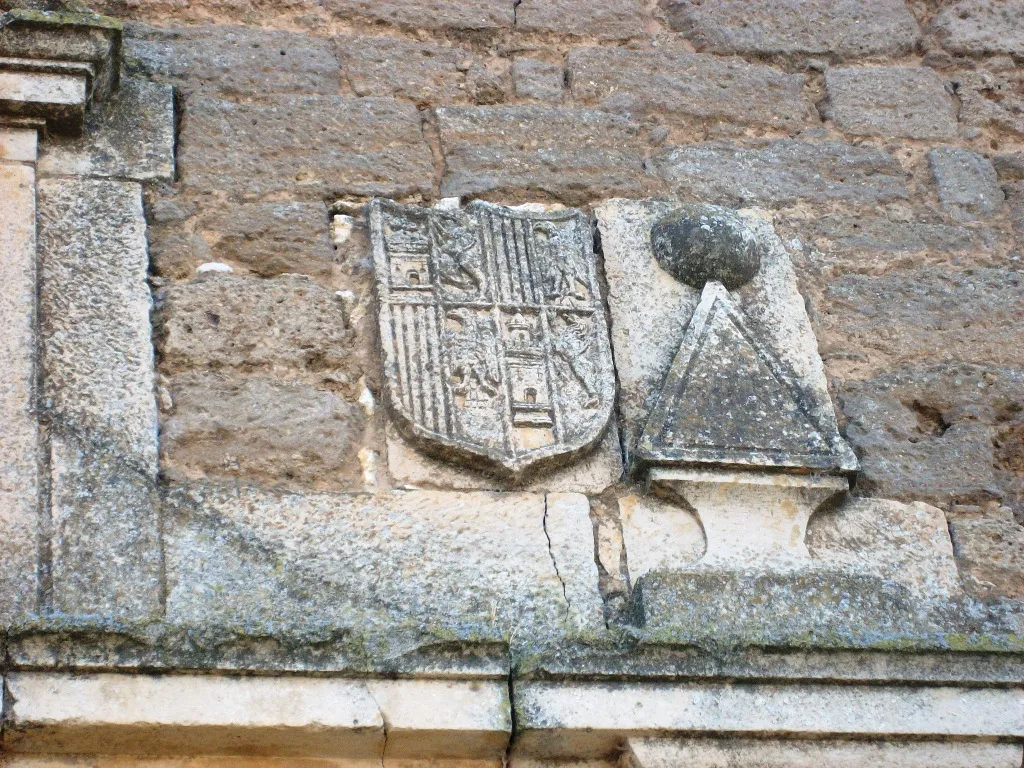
[542,495,571,616]
[364,683,388,768]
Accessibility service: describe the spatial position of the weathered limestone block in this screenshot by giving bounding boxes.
[160,371,368,490]
[124,22,341,98]
[38,178,157,471]
[516,0,645,40]
[0,133,40,623]
[653,140,907,207]
[0,69,89,134]
[928,147,1004,219]
[934,0,1024,58]
[163,487,604,651]
[437,105,656,206]
[193,201,335,278]
[37,78,174,181]
[823,67,958,140]
[660,0,920,59]
[819,268,1024,376]
[387,425,622,494]
[337,36,474,104]
[37,177,161,619]
[178,94,435,201]
[512,57,564,102]
[157,273,358,375]
[950,507,1024,599]
[567,48,806,130]
[618,493,705,583]
[626,738,1024,768]
[325,0,514,31]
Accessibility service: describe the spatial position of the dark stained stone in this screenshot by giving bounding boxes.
[654,140,908,207]
[650,204,761,290]
[567,47,807,130]
[178,93,435,201]
[660,0,920,59]
[824,67,958,140]
[437,105,656,206]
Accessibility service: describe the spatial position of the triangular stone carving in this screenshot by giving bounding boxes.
[635,282,855,473]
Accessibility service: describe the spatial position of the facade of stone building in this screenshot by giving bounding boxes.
[1,0,1024,764]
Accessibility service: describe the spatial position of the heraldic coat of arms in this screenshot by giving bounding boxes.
[370,199,616,479]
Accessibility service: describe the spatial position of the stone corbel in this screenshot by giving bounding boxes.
[0,7,121,135]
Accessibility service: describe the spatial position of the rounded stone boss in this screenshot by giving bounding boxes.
[650,204,762,290]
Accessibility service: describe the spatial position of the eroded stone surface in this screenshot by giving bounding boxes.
[824,67,958,140]
[949,506,1024,599]
[516,0,645,40]
[660,0,920,59]
[38,78,175,181]
[934,0,1024,58]
[568,48,807,130]
[654,141,908,207]
[512,57,565,102]
[179,94,435,201]
[437,105,654,205]
[325,0,514,30]
[928,147,1004,219]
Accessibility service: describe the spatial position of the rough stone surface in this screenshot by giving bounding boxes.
[193,202,335,278]
[437,105,655,205]
[838,364,1024,513]
[512,57,564,102]
[949,506,1024,599]
[160,371,368,490]
[660,0,920,59]
[336,36,480,104]
[164,486,602,650]
[124,22,342,97]
[819,269,1024,377]
[654,140,908,207]
[928,147,1004,219]
[0,151,39,624]
[650,204,761,290]
[325,0,514,31]
[37,78,175,181]
[934,0,1024,58]
[953,69,1024,138]
[38,178,158,472]
[824,67,958,140]
[179,94,435,202]
[619,493,705,583]
[516,0,645,40]
[567,48,807,130]
[37,178,162,619]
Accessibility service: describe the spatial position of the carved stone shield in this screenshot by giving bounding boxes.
[370,199,615,479]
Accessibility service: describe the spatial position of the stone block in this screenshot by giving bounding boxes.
[949,507,1024,599]
[653,140,907,207]
[626,738,1024,768]
[618,493,705,583]
[838,365,1024,509]
[819,268,1024,376]
[386,424,623,494]
[568,48,806,130]
[512,57,565,102]
[516,0,645,39]
[336,35,477,104]
[0,151,39,623]
[824,67,957,140]
[193,202,334,278]
[544,493,605,630]
[928,147,1004,219]
[49,435,162,619]
[934,0,1024,57]
[38,78,175,182]
[163,486,603,650]
[0,69,88,135]
[160,371,368,490]
[953,69,1024,138]
[437,105,655,206]
[0,126,37,162]
[157,273,359,375]
[178,93,435,202]
[325,0,514,31]
[660,0,920,59]
[38,178,158,472]
[994,151,1024,181]
[124,22,341,97]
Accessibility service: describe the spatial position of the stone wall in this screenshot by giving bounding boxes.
[47,0,1022,601]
